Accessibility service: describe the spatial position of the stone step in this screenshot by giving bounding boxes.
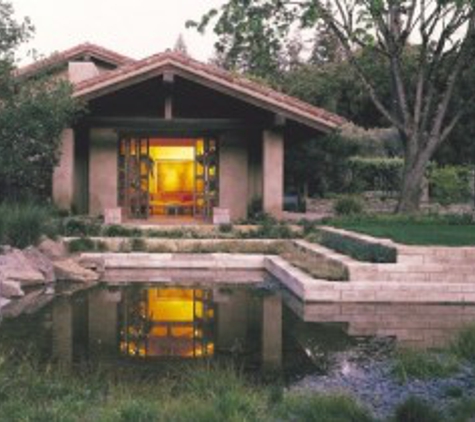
[349,263,475,273]
[398,254,475,265]
[350,270,475,283]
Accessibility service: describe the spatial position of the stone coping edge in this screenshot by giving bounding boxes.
[79,252,475,304]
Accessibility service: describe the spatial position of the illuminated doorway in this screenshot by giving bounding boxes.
[118,137,218,220]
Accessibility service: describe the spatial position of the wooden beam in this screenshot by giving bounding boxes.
[163,71,174,119]
[273,114,286,128]
[84,117,256,132]
[163,71,174,85]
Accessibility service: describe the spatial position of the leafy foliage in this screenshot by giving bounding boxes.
[393,396,442,422]
[0,1,79,202]
[348,157,404,193]
[451,323,475,363]
[0,202,58,248]
[317,228,398,263]
[428,166,472,205]
[192,0,475,212]
[333,195,364,216]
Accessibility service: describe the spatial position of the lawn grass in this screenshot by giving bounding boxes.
[328,215,475,246]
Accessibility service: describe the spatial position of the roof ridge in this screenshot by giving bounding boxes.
[15,42,135,78]
[73,49,346,129]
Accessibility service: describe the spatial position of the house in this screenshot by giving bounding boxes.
[19,43,345,222]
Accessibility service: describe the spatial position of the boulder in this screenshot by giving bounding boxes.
[53,259,99,283]
[0,248,45,286]
[0,280,25,298]
[37,237,67,260]
[23,247,56,283]
[0,296,11,311]
[1,289,54,319]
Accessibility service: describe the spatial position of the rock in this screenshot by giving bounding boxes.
[0,280,25,298]
[78,255,105,273]
[37,237,67,260]
[23,247,56,283]
[0,296,11,311]
[53,258,99,283]
[0,248,45,286]
[1,289,54,319]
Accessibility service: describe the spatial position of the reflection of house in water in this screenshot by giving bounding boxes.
[51,285,282,370]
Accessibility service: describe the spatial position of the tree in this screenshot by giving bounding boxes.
[0,0,79,202]
[190,0,475,212]
[173,33,189,56]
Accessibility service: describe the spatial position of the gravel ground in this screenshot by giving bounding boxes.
[289,338,475,420]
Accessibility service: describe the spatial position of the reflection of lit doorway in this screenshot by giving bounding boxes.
[119,287,215,358]
[118,137,218,220]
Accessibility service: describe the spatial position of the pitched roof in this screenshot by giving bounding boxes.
[73,51,345,132]
[15,42,135,79]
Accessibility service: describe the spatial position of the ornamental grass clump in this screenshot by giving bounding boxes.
[0,202,56,248]
[451,323,475,363]
[393,396,442,422]
[392,348,459,383]
[275,393,374,422]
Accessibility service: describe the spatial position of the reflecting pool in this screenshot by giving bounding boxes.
[2,281,475,380]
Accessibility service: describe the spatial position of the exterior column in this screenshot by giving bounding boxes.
[218,132,249,220]
[263,129,284,217]
[88,289,120,360]
[89,128,118,215]
[262,294,282,371]
[52,128,75,211]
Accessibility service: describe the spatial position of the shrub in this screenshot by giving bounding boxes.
[0,203,55,248]
[218,223,233,233]
[276,393,374,422]
[334,195,364,216]
[429,165,472,205]
[348,156,404,193]
[451,323,475,363]
[103,224,142,237]
[68,238,96,253]
[393,396,442,422]
[449,398,475,422]
[62,217,101,237]
[318,229,397,263]
[130,238,147,252]
[392,348,459,382]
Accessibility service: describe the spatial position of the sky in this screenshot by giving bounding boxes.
[11,0,226,65]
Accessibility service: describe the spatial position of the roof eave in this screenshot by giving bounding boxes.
[73,57,344,133]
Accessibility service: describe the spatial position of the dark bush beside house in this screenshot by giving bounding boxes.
[318,229,397,263]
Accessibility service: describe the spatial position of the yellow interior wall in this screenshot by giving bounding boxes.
[149,146,195,194]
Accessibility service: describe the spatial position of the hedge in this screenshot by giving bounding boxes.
[348,156,404,193]
[318,229,397,263]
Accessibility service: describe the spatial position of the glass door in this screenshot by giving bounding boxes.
[118,137,150,219]
[194,138,218,220]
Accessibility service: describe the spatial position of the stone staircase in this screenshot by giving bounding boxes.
[348,246,475,283]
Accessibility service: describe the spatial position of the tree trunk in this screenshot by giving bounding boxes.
[396,158,427,213]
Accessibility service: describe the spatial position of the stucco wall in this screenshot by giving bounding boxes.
[263,129,284,216]
[247,132,263,203]
[218,131,249,220]
[89,128,118,215]
[52,129,75,211]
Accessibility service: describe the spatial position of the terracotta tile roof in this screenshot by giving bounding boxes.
[74,50,346,132]
[15,42,135,79]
